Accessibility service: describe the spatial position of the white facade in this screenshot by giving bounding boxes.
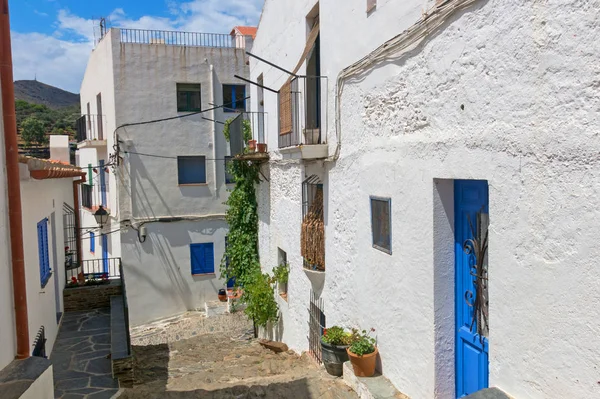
[78,28,252,326]
[0,78,16,371]
[251,1,600,399]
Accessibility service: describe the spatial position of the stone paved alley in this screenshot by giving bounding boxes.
[118,312,358,399]
[51,309,119,399]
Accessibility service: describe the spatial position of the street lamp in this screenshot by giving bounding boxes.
[94,205,110,228]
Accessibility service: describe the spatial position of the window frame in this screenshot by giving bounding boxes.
[37,218,52,288]
[222,84,246,113]
[177,155,207,185]
[370,196,392,254]
[176,83,202,112]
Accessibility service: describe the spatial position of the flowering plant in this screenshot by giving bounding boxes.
[348,328,377,356]
[101,273,109,281]
[322,326,353,346]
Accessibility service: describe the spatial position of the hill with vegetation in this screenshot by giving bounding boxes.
[14,80,79,109]
[16,100,80,145]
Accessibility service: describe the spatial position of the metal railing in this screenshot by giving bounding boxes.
[119,28,253,49]
[32,326,47,358]
[228,111,268,156]
[76,114,106,142]
[308,290,325,364]
[66,257,121,282]
[279,76,328,149]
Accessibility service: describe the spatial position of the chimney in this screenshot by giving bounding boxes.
[49,135,70,164]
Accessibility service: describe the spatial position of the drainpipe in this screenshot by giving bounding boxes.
[1,0,29,359]
[73,176,86,269]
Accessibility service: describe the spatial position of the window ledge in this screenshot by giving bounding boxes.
[279,293,288,302]
[179,183,208,187]
[280,144,328,160]
[192,273,215,277]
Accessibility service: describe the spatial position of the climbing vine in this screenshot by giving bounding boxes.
[223,117,252,143]
[220,158,278,328]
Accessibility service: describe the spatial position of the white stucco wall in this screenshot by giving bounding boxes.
[0,78,17,370]
[76,29,251,325]
[252,1,600,398]
[120,219,228,326]
[20,172,75,356]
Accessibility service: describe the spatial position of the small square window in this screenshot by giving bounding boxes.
[177,83,201,112]
[224,156,235,184]
[177,156,206,185]
[223,84,246,112]
[370,196,391,254]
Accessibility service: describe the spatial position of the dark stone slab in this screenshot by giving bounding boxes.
[53,370,90,381]
[81,316,111,331]
[50,352,73,371]
[91,334,110,345]
[88,389,119,399]
[73,349,111,362]
[68,387,102,395]
[86,358,112,375]
[60,328,110,339]
[67,340,92,353]
[55,376,90,390]
[0,357,51,383]
[90,374,119,389]
[464,387,513,399]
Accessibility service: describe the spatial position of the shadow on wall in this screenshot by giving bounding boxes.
[260,312,285,342]
[127,149,174,218]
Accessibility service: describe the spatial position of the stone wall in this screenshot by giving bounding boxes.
[63,282,122,312]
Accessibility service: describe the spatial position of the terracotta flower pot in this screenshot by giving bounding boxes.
[218,288,227,302]
[248,140,257,151]
[347,347,378,377]
[257,143,268,153]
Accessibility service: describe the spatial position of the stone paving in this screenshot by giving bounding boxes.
[51,309,119,399]
[119,312,358,399]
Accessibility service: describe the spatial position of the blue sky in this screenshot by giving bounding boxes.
[10,0,264,93]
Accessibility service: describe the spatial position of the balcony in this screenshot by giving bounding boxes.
[279,76,328,160]
[118,28,253,50]
[76,114,107,148]
[228,111,269,162]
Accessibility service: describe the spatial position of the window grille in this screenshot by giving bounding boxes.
[301,175,325,271]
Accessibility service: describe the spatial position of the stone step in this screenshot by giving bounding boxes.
[343,361,409,399]
[205,300,228,317]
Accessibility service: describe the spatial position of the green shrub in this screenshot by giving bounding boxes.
[322,326,352,346]
[349,329,377,356]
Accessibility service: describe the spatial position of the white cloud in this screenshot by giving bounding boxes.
[10,0,264,93]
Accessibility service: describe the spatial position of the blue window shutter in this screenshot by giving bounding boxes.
[90,232,95,253]
[178,156,206,185]
[37,219,50,287]
[190,243,214,274]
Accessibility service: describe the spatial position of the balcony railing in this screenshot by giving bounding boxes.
[228,111,268,156]
[279,76,328,149]
[66,257,121,283]
[119,28,253,49]
[76,114,106,142]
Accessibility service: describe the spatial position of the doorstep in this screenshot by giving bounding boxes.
[343,361,409,399]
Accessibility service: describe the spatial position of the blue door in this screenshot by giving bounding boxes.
[455,180,489,398]
[102,234,109,274]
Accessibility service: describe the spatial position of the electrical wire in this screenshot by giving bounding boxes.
[79,226,124,240]
[123,150,240,162]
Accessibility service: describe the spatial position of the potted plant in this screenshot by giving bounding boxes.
[272,262,289,296]
[248,139,257,152]
[218,288,227,302]
[321,326,352,376]
[257,143,268,153]
[346,328,378,377]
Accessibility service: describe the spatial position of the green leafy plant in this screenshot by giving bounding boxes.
[220,158,278,329]
[21,116,47,146]
[322,326,352,346]
[349,328,377,356]
[223,117,252,143]
[272,262,290,285]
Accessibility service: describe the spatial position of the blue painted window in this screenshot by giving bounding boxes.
[370,196,392,254]
[190,243,215,275]
[177,83,201,112]
[177,156,206,185]
[37,218,51,288]
[90,232,95,253]
[223,84,246,112]
[224,156,235,184]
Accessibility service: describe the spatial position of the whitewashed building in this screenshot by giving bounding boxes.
[249,0,600,398]
[77,26,256,326]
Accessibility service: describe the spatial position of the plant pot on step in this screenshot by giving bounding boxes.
[218,288,227,302]
[347,347,378,377]
[257,143,267,153]
[321,340,349,376]
[248,139,257,152]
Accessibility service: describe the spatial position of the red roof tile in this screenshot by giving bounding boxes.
[231,26,257,39]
